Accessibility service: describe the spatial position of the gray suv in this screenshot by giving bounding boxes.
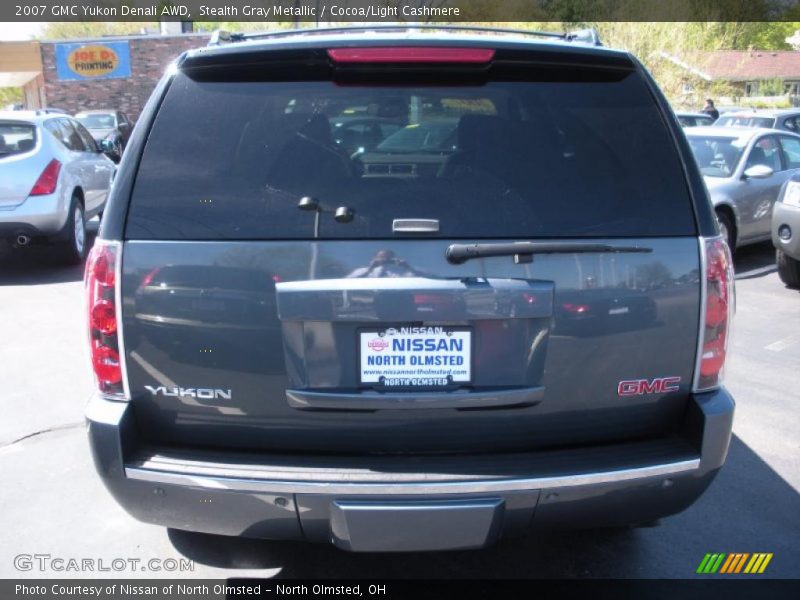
[85,26,735,552]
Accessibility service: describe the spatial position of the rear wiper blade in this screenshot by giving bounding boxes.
[446,241,652,265]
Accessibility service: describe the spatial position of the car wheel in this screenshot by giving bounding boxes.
[716,210,735,251]
[61,196,87,265]
[776,249,800,288]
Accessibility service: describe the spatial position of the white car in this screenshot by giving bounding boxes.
[0,111,115,263]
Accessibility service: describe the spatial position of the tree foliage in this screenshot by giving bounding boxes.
[0,88,23,107]
[27,19,800,109]
[707,22,800,50]
[40,21,158,39]
[759,77,786,96]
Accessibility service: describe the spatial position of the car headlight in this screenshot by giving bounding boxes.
[782,180,800,208]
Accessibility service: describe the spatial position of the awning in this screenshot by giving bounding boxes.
[0,71,39,87]
[0,41,43,88]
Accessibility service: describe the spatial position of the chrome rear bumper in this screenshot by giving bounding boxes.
[87,388,734,550]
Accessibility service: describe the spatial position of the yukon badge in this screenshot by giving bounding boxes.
[618,377,681,396]
[145,385,232,401]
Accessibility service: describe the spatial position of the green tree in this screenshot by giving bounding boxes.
[0,88,23,107]
[41,21,157,39]
[192,21,295,34]
[759,77,786,96]
[710,22,800,50]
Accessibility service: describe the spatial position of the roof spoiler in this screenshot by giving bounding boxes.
[207,25,602,47]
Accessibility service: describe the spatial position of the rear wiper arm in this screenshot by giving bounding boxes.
[446,241,652,265]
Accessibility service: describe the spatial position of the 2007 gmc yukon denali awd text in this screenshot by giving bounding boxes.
[84,26,735,552]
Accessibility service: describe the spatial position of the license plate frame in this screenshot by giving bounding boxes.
[358,326,473,390]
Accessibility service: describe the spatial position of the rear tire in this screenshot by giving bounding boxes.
[60,196,86,265]
[777,249,800,288]
[716,210,735,251]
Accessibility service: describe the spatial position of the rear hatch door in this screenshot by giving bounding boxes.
[121,44,701,454]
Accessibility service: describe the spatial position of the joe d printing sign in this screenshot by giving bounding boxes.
[54,41,131,81]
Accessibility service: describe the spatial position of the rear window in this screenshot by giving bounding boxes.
[126,66,696,240]
[0,122,36,157]
[687,136,746,178]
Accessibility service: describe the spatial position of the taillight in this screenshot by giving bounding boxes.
[694,237,734,391]
[85,240,127,399]
[29,159,61,196]
[90,301,117,335]
[327,47,495,64]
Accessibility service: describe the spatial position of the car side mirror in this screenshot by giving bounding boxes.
[99,139,115,154]
[743,164,774,179]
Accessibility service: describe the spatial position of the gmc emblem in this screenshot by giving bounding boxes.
[618,377,682,396]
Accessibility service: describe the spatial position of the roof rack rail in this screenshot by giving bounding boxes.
[207,24,602,47]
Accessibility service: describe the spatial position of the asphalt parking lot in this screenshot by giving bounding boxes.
[0,225,798,579]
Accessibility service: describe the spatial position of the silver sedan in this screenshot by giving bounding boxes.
[0,111,115,263]
[685,126,800,249]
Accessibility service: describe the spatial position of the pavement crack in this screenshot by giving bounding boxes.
[1,421,84,448]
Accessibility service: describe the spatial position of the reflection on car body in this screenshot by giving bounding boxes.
[554,286,659,336]
[132,264,280,371]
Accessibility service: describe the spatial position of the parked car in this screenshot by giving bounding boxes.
[676,111,716,127]
[35,107,71,115]
[0,111,115,263]
[85,26,735,552]
[3,105,67,114]
[685,126,800,249]
[772,174,800,287]
[713,109,800,133]
[75,110,133,162]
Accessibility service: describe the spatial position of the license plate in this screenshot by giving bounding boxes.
[359,327,472,387]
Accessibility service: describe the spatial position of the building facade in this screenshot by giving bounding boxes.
[0,33,210,119]
[0,41,45,110]
[659,49,800,106]
[39,33,210,120]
